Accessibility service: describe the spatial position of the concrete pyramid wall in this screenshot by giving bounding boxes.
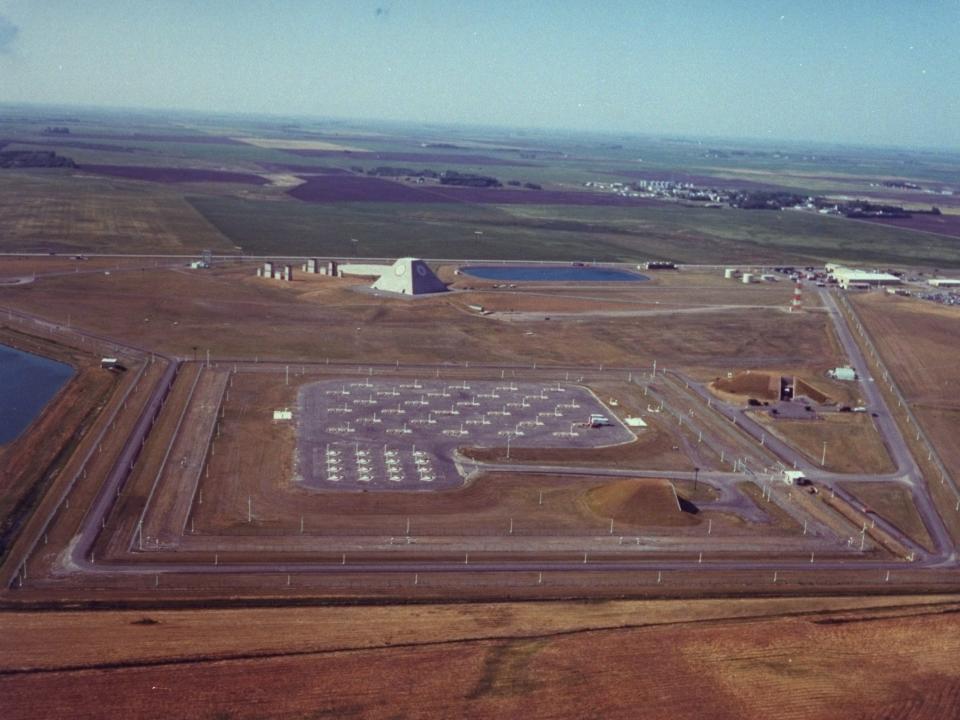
[371,258,446,295]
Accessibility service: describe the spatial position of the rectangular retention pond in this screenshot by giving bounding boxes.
[0,344,74,445]
[461,265,649,282]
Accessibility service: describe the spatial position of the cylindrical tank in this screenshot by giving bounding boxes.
[724,268,736,279]
[742,273,754,284]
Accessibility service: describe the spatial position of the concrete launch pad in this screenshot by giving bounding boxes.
[296,378,635,490]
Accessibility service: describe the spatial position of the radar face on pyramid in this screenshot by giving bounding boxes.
[371,257,447,295]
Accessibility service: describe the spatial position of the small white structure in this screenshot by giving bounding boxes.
[783,470,806,484]
[828,366,857,382]
[741,272,754,284]
[724,268,737,279]
[928,278,960,288]
[624,416,647,428]
[273,409,293,421]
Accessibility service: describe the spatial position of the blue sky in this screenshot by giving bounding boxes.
[0,1,957,148]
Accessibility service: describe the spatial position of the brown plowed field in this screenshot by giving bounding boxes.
[914,406,960,495]
[3,598,959,720]
[852,294,958,403]
[851,293,960,481]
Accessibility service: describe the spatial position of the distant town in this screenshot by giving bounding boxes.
[583,178,951,219]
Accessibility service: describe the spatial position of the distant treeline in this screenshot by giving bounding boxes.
[0,150,76,169]
[728,191,805,210]
[439,171,501,187]
[727,190,941,218]
[363,165,541,190]
[367,166,439,178]
[841,200,940,218]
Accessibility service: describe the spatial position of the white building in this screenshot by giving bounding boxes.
[928,278,960,288]
[828,366,857,382]
[827,265,900,289]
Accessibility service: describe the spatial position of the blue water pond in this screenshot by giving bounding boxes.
[0,344,74,445]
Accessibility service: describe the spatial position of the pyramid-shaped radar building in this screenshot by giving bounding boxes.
[371,258,446,295]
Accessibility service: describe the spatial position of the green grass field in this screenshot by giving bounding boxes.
[187,196,637,261]
[188,194,960,266]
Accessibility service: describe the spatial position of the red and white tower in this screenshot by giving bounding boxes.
[790,279,803,313]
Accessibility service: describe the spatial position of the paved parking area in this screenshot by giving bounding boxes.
[296,378,634,490]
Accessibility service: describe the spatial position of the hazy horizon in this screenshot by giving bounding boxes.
[1,1,957,150]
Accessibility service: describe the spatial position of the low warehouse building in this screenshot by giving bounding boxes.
[827,265,900,289]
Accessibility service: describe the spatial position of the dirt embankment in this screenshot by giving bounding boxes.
[713,370,781,401]
[0,328,119,564]
[582,478,695,527]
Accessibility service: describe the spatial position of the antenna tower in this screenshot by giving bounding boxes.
[790,279,803,312]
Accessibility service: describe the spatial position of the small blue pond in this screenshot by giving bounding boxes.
[462,265,649,282]
[0,344,74,445]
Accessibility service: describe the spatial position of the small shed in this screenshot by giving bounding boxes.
[828,367,857,382]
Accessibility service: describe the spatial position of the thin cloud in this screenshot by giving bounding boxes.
[0,14,19,53]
